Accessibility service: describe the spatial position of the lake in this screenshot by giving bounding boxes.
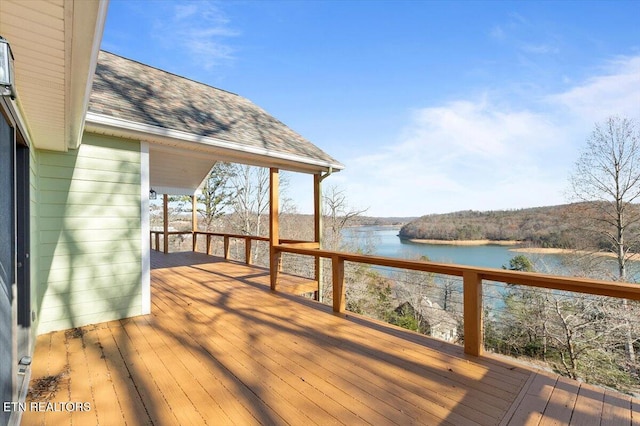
[344,226,538,268]
[342,226,637,280]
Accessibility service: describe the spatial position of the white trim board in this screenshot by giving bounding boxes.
[140,141,151,315]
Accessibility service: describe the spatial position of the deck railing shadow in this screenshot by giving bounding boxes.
[155,262,490,422]
[151,245,640,420]
[149,252,532,424]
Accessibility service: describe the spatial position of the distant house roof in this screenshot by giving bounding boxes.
[85,51,343,174]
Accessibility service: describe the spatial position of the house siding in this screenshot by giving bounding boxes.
[36,133,143,334]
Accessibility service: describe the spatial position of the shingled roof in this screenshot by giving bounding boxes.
[86,51,343,173]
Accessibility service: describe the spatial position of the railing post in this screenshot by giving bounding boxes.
[269,168,280,291]
[463,271,483,356]
[192,194,197,234]
[314,255,321,302]
[271,249,281,290]
[192,232,198,252]
[332,255,345,313]
[245,237,252,265]
[155,233,160,252]
[163,194,169,254]
[224,236,230,260]
[314,173,323,302]
[206,234,212,255]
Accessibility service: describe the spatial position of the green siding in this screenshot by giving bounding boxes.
[37,133,142,334]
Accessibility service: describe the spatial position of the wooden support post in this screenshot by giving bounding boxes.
[245,237,252,265]
[271,250,281,290]
[155,233,160,251]
[463,271,484,356]
[224,236,230,260]
[332,255,345,313]
[269,168,280,291]
[206,234,212,255]
[192,195,198,252]
[163,194,169,254]
[314,173,323,302]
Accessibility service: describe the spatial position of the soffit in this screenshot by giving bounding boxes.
[0,0,106,151]
[149,145,216,196]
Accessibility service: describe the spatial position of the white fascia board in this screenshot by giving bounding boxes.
[85,112,345,173]
[68,0,110,150]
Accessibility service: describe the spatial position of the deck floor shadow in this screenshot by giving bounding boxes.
[22,251,638,425]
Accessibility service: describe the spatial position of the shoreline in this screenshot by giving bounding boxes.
[510,247,626,259]
[403,239,628,259]
[405,239,521,246]
[509,247,570,254]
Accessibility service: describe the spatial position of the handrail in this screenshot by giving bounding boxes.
[273,243,640,357]
[151,230,319,265]
[192,232,269,264]
[193,231,270,242]
[274,244,640,300]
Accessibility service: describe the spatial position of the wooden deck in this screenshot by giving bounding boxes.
[22,251,638,425]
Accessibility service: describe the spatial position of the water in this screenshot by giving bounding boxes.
[342,225,639,280]
[341,226,597,312]
[344,226,533,269]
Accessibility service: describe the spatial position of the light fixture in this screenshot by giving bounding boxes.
[149,188,157,200]
[0,36,15,99]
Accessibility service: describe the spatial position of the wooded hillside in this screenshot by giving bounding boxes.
[398,203,632,249]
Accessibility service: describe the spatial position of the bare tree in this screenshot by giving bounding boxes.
[323,184,368,250]
[229,165,270,236]
[569,115,640,377]
[229,165,292,237]
[569,116,640,279]
[393,270,434,328]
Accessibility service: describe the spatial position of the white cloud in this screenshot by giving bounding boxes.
[521,43,559,54]
[490,26,505,40]
[152,1,239,70]
[548,56,640,125]
[488,12,561,59]
[339,55,640,217]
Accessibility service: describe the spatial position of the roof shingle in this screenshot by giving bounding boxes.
[88,51,343,170]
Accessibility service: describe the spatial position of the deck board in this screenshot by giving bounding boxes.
[152,277,446,426]
[502,372,556,426]
[93,325,151,425]
[66,329,98,426]
[22,251,639,425]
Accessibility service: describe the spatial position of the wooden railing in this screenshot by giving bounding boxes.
[272,244,640,357]
[150,231,640,357]
[193,232,268,264]
[150,231,319,265]
[150,231,191,253]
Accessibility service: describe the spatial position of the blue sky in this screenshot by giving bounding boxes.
[103,0,640,217]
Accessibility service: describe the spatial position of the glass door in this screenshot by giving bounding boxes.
[16,143,30,362]
[0,108,15,424]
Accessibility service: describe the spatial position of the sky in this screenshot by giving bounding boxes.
[102,0,640,217]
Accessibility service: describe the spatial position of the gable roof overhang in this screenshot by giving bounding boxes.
[0,0,108,151]
[86,51,343,194]
[85,111,344,176]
